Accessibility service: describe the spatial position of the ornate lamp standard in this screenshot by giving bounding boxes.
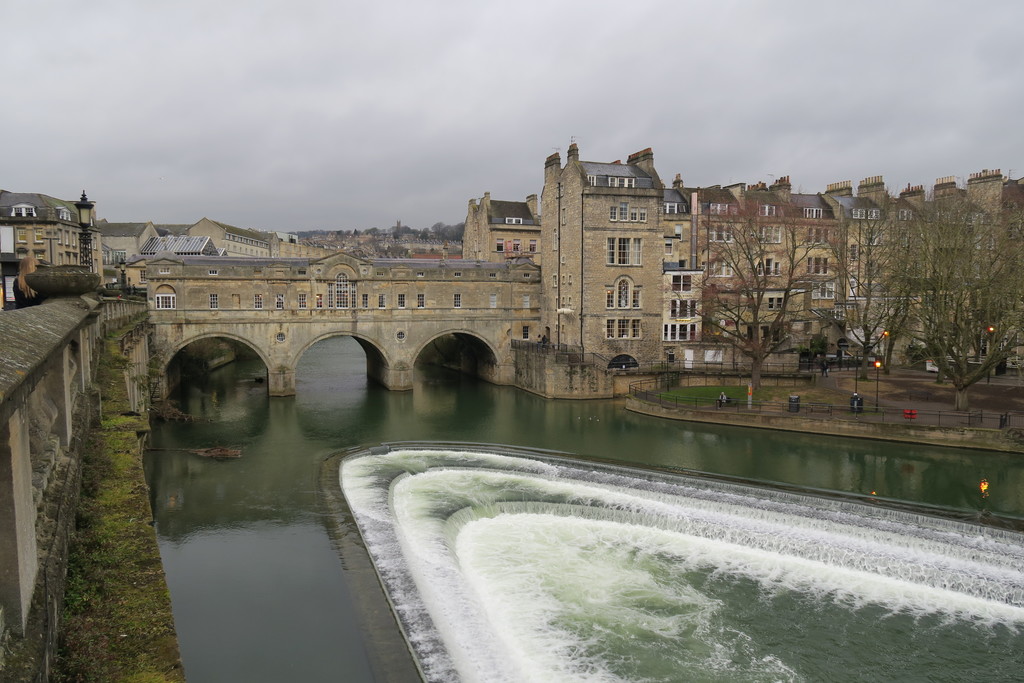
[75,191,96,272]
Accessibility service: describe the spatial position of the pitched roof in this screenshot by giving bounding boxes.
[154,224,192,236]
[0,190,77,213]
[98,222,151,237]
[208,219,270,242]
[580,161,651,179]
[831,195,882,215]
[698,187,737,204]
[140,235,218,256]
[663,188,687,204]
[488,200,537,224]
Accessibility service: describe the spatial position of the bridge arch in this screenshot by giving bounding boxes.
[155,331,273,401]
[161,331,272,372]
[293,331,396,388]
[414,328,506,385]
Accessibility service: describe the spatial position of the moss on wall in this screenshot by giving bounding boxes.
[54,332,183,682]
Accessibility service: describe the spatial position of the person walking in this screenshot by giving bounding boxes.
[820,359,829,377]
[14,255,46,308]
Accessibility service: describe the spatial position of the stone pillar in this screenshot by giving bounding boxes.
[0,407,38,634]
[371,362,413,391]
[268,367,296,397]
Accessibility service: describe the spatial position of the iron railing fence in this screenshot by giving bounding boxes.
[511,340,808,376]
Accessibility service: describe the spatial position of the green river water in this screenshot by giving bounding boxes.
[145,336,1024,682]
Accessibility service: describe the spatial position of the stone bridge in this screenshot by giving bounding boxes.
[144,253,544,396]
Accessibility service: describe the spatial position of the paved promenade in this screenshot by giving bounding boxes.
[810,367,1024,430]
[630,368,1024,450]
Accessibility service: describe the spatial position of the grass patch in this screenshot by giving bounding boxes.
[54,333,184,682]
[660,384,852,407]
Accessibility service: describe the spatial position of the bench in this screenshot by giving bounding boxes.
[906,389,931,401]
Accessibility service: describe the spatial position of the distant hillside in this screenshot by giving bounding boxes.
[296,221,464,242]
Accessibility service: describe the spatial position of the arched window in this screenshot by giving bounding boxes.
[612,278,639,309]
[154,284,176,310]
[327,272,354,308]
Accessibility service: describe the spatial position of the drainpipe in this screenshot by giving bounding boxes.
[579,191,585,348]
[556,182,562,346]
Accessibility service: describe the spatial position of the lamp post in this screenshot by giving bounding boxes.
[874,360,882,409]
[119,258,127,291]
[75,191,96,272]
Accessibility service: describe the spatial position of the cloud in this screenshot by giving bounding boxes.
[4,0,1023,231]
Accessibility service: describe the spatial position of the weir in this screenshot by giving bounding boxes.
[341,445,1024,683]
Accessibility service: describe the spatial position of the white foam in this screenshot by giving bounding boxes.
[340,448,1024,683]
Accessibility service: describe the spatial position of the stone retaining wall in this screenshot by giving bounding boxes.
[626,396,1024,453]
[0,296,149,678]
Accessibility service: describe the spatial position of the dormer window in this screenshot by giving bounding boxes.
[803,207,823,219]
[505,217,523,224]
[609,177,637,188]
[57,207,71,221]
[852,209,866,219]
[587,175,597,186]
[709,203,732,215]
[11,204,36,217]
[760,204,777,217]
[665,203,679,214]
[898,209,913,221]
[867,209,881,219]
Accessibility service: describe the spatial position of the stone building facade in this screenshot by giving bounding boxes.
[463,193,541,266]
[540,144,668,366]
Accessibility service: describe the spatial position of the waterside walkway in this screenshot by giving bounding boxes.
[628,369,1024,454]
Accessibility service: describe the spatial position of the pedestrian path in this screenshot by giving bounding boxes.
[783,369,1011,430]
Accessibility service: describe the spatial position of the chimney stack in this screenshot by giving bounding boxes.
[826,180,853,197]
[526,193,538,217]
[769,175,791,201]
[857,175,887,204]
[566,142,579,163]
[966,169,1003,211]
[933,176,961,199]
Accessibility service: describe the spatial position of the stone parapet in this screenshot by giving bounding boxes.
[0,296,151,678]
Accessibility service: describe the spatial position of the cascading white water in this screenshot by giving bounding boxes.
[341,446,1024,683]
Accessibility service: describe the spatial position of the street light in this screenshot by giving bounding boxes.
[75,191,96,272]
[874,360,882,409]
[119,258,127,291]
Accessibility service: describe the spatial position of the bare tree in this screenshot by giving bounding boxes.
[830,212,914,377]
[700,205,817,388]
[899,198,1024,410]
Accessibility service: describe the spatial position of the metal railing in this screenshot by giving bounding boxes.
[511,340,808,376]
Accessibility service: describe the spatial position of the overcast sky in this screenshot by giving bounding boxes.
[5,0,1022,232]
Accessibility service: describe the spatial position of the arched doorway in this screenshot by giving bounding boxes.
[608,354,638,370]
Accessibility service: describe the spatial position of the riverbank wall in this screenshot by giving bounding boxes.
[626,396,1024,453]
[0,296,181,680]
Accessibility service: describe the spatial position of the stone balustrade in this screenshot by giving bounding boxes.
[0,295,147,674]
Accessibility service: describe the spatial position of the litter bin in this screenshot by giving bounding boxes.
[788,395,800,413]
[850,394,863,413]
